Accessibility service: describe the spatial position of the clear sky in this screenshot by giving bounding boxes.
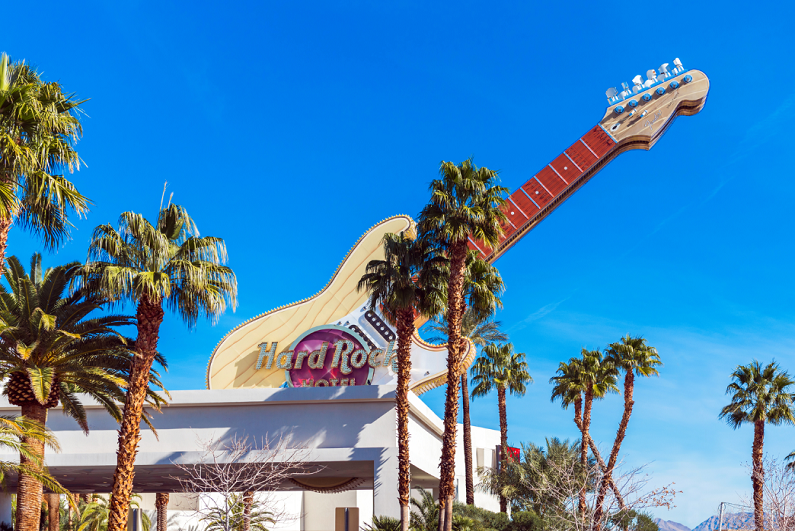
[4,0,795,527]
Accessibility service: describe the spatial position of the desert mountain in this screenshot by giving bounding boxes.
[654,519,691,531]
[693,512,753,531]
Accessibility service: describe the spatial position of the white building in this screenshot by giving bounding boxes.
[0,386,500,530]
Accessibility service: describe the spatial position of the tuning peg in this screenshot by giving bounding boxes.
[605,87,618,102]
[673,57,683,74]
[646,69,657,82]
[632,75,643,87]
[659,63,670,77]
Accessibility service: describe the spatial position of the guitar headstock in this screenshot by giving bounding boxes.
[600,58,709,149]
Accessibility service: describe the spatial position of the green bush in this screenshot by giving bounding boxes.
[506,511,544,531]
[453,503,510,531]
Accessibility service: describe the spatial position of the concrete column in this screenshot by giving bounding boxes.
[0,493,12,528]
[372,447,400,520]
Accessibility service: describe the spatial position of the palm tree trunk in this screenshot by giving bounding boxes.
[0,216,11,279]
[107,296,165,531]
[438,241,468,531]
[752,420,765,531]
[156,493,169,531]
[572,398,627,511]
[580,389,594,517]
[242,492,252,531]
[15,401,48,531]
[47,494,59,531]
[461,373,474,505]
[497,386,508,513]
[396,308,415,531]
[593,371,635,529]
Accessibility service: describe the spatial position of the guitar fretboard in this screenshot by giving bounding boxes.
[468,124,617,263]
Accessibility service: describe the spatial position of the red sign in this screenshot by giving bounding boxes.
[508,446,520,462]
[497,445,521,465]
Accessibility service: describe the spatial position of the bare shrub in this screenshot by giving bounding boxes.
[171,434,315,530]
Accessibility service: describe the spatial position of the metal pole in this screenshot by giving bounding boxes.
[718,502,725,531]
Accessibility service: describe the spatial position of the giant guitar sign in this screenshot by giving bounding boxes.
[206,58,709,392]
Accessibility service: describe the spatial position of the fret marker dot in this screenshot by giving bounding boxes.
[564,166,568,170]
[511,211,515,215]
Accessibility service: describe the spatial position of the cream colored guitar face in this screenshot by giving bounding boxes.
[206,215,473,393]
[602,69,709,148]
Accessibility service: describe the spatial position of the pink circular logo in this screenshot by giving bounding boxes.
[288,327,373,387]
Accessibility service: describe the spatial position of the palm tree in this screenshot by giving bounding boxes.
[580,349,618,517]
[426,254,507,506]
[358,231,445,531]
[786,450,795,471]
[77,495,150,531]
[719,360,795,531]
[550,350,618,516]
[410,488,439,531]
[593,335,661,528]
[0,53,89,274]
[550,357,625,511]
[82,203,237,531]
[155,494,168,531]
[417,158,507,531]
[470,342,532,513]
[362,515,401,531]
[0,254,166,531]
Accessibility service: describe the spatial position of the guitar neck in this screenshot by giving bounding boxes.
[468,124,619,263]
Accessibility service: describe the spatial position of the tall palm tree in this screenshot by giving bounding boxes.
[578,349,617,516]
[82,203,237,531]
[0,254,166,531]
[427,311,507,506]
[593,335,661,528]
[417,158,507,531]
[155,493,168,531]
[0,53,89,274]
[426,254,507,506]
[470,342,532,513]
[358,231,446,531]
[550,357,625,511]
[719,360,795,531]
[786,450,795,471]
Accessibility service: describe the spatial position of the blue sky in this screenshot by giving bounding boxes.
[4,0,795,526]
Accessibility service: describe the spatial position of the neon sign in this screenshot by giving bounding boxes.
[257,325,396,388]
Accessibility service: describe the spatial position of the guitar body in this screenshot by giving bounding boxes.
[207,60,710,392]
[206,214,474,392]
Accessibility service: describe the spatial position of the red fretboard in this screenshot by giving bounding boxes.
[468,124,617,263]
